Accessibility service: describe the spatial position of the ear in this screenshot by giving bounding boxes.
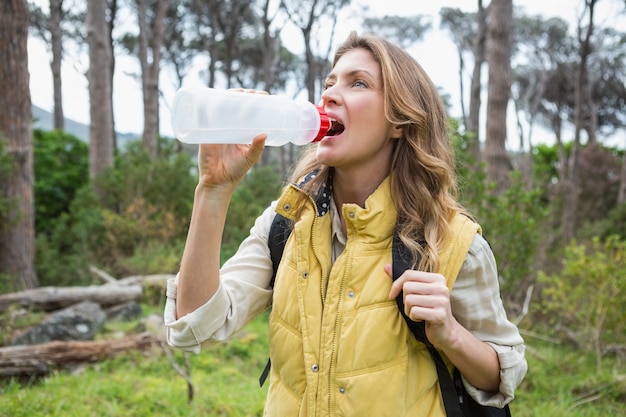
[390,124,403,139]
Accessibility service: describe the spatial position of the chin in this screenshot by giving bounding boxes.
[315,144,338,166]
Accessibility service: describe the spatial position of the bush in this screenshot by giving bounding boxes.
[221,166,282,263]
[454,127,546,300]
[35,137,197,284]
[33,129,89,237]
[35,185,105,286]
[537,235,626,372]
[92,138,197,277]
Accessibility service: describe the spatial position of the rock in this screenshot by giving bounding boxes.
[105,301,142,322]
[10,301,106,346]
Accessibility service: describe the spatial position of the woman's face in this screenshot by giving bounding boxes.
[316,48,401,176]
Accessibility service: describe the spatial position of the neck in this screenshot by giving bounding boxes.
[332,168,388,209]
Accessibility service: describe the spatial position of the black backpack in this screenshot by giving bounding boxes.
[262,213,512,417]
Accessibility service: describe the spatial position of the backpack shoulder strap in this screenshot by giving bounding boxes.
[393,214,480,417]
[393,215,510,417]
[268,213,293,289]
[260,213,293,387]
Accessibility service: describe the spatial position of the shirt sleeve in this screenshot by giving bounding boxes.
[163,202,277,353]
[450,234,528,407]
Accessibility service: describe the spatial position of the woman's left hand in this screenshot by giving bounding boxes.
[385,264,460,349]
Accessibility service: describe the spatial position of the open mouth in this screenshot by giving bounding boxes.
[326,119,345,136]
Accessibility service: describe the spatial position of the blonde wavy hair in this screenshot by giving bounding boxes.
[288,31,468,271]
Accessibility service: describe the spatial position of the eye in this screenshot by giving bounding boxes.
[323,82,334,90]
[353,80,368,88]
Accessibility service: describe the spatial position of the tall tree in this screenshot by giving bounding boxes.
[86,0,114,179]
[279,0,351,175]
[0,0,39,290]
[137,0,168,156]
[485,0,513,193]
[562,0,598,242]
[619,144,626,204]
[28,0,67,131]
[280,0,351,102]
[106,0,119,151]
[440,2,488,163]
[49,0,64,130]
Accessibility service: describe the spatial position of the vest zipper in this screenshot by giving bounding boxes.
[327,225,353,415]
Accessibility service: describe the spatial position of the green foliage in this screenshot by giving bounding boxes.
[453,128,547,297]
[537,236,626,372]
[98,139,195,222]
[35,185,105,286]
[31,130,96,286]
[33,137,197,284]
[0,312,271,417]
[30,130,282,285]
[531,143,560,188]
[579,203,626,241]
[514,340,626,417]
[1,314,624,416]
[221,166,282,263]
[33,129,89,237]
[80,138,195,278]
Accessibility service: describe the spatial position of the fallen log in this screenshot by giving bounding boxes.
[0,284,143,313]
[0,332,158,378]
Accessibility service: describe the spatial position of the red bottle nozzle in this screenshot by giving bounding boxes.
[313,105,330,142]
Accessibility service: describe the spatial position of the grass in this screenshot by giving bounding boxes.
[1,310,625,417]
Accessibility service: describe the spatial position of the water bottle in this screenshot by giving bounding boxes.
[170,86,330,146]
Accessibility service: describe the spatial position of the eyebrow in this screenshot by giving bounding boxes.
[325,69,376,83]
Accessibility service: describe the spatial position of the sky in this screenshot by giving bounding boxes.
[27,0,626,148]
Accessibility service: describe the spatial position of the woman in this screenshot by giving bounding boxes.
[164,32,527,416]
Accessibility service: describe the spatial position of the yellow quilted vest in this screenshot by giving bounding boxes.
[264,177,481,417]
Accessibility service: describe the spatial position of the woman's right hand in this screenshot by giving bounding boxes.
[197,133,267,191]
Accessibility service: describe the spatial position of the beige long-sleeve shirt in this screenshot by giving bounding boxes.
[164,200,527,407]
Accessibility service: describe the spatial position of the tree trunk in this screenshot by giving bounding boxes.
[87,0,114,179]
[50,0,64,131]
[0,284,143,313]
[468,0,487,163]
[562,0,596,242]
[138,0,168,156]
[0,332,158,378]
[0,0,39,290]
[107,0,119,151]
[485,0,513,194]
[618,136,626,205]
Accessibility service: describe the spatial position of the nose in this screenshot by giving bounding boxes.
[321,84,340,106]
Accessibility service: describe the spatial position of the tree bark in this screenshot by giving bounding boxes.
[87,0,114,179]
[562,0,596,242]
[0,0,39,290]
[107,0,119,151]
[0,284,143,313]
[485,0,513,194]
[0,332,158,378]
[50,0,64,131]
[138,0,168,156]
[468,0,487,163]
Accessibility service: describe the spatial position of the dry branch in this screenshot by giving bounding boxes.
[0,284,143,313]
[0,332,157,378]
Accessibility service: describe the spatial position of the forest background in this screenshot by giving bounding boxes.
[1,0,626,416]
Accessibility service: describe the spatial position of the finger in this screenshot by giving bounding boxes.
[388,274,404,300]
[247,133,268,163]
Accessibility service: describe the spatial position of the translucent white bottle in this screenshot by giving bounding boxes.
[170,86,330,146]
